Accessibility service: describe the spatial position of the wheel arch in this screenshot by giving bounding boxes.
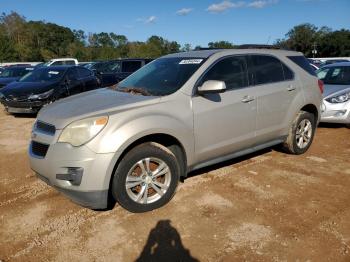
[107,133,188,193]
[300,103,319,122]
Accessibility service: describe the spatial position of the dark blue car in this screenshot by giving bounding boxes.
[0,66,34,89]
[0,65,100,114]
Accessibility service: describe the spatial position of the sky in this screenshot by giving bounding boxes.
[0,0,349,47]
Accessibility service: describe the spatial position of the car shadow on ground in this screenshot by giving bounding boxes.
[135,219,199,262]
[185,147,272,181]
[318,122,348,128]
[12,113,37,118]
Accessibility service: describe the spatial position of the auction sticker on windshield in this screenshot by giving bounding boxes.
[179,59,203,65]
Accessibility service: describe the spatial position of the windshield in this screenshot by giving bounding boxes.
[19,68,66,82]
[116,57,205,96]
[317,66,350,85]
[0,67,33,78]
[0,68,17,78]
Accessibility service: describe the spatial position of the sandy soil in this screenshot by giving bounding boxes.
[0,108,350,262]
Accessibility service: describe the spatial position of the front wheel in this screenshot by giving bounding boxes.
[111,142,180,213]
[282,111,316,155]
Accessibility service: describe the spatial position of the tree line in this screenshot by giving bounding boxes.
[0,12,349,62]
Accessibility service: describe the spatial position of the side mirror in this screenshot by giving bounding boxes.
[198,80,226,95]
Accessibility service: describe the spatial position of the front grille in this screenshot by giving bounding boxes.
[31,141,49,158]
[35,121,56,135]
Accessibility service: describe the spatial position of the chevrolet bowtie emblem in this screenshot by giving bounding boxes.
[31,132,37,139]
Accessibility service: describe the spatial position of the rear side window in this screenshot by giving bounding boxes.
[287,56,316,76]
[51,61,64,66]
[202,56,248,90]
[64,60,76,65]
[249,55,285,85]
[77,67,92,78]
[122,61,142,73]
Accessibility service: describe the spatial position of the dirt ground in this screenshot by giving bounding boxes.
[0,108,349,262]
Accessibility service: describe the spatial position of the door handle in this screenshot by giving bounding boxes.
[287,85,296,91]
[241,96,255,103]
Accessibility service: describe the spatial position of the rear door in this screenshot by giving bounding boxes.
[247,54,297,144]
[192,55,257,163]
[65,68,83,95]
[77,67,98,91]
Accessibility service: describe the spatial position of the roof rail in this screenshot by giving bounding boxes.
[195,45,290,51]
[236,44,280,49]
[195,47,227,50]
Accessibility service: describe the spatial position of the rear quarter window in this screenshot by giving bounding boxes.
[287,56,316,76]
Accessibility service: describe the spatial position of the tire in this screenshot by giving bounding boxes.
[282,111,316,155]
[111,142,180,213]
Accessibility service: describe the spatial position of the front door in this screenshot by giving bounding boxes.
[192,55,257,163]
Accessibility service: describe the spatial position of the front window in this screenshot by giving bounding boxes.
[201,56,248,90]
[19,68,67,82]
[116,57,205,96]
[316,66,350,85]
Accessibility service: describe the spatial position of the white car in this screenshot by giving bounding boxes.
[317,62,350,126]
[42,58,78,66]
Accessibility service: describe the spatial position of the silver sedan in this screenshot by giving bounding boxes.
[317,62,350,126]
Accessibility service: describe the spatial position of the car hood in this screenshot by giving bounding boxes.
[0,81,58,97]
[323,84,350,98]
[0,77,18,86]
[37,88,161,129]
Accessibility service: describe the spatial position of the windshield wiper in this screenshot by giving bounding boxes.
[110,85,152,96]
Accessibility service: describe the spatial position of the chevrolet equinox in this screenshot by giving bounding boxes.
[29,49,323,212]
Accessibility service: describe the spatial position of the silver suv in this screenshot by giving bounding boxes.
[29,49,322,212]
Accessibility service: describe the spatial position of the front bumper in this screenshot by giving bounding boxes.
[29,138,117,209]
[320,100,350,124]
[0,99,46,113]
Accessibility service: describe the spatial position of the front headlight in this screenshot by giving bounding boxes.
[326,91,350,104]
[28,89,54,100]
[58,116,108,147]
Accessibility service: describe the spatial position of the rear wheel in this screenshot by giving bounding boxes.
[282,111,316,155]
[111,142,180,213]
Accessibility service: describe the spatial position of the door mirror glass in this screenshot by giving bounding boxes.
[198,80,226,94]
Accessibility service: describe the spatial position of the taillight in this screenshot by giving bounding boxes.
[318,79,324,94]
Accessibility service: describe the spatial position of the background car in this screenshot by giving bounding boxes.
[0,65,99,114]
[317,62,350,126]
[37,58,79,67]
[310,63,319,71]
[94,59,152,87]
[319,59,349,68]
[0,66,34,89]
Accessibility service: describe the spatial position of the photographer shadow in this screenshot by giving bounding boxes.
[135,220,199,262]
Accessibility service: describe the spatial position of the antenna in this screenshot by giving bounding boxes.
[266,36,271,45]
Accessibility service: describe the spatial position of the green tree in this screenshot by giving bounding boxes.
[208,41,234,49]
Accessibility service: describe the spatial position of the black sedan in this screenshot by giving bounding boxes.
[0,66,34,89]
[0,66,100,114]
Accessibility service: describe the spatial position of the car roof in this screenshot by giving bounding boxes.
[4,66,34,70]
[41,65,78,70]
[322,62,350,68]
[49,58,77,61]
[106,58,152,62]
[163,49,302,59]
